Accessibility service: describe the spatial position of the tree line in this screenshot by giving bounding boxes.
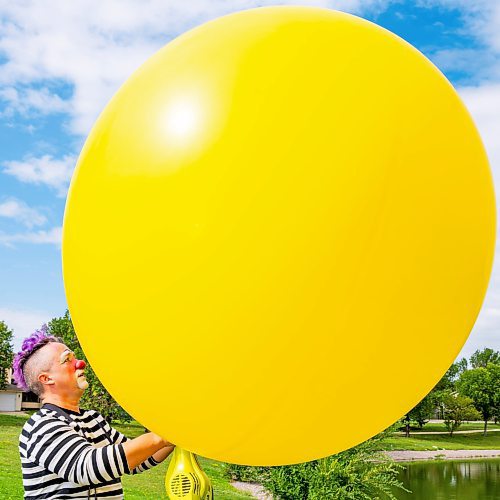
[0,312,129,422]
[403,348,500,437]
[1,313,499,432]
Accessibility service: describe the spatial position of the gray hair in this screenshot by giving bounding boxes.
[23,339,63,396]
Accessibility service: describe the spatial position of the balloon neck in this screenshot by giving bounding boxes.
[174,446,195,464]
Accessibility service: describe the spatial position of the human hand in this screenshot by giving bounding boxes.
[150,433,174,448]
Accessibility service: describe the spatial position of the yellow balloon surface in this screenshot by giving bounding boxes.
[63,7,495,465]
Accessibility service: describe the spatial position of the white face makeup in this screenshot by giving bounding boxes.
[77,375,89,391]
[60,349,89,391]
[59,349,75,364]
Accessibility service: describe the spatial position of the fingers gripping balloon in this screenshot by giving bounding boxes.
[62,7,495,467]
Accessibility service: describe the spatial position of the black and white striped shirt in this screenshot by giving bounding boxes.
[19,405,159,499]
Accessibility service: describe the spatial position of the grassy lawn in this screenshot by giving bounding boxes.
[398,422,500,433]
[381,432,500,451]
[3,413,499,498]
[0,414,251,499]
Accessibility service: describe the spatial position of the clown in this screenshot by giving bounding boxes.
[13,326,174,499]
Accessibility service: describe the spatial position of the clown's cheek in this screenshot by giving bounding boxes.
[77,378,89,390]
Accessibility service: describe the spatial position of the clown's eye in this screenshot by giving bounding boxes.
[61,352,75,364]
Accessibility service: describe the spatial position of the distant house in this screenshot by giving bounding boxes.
[0,368,41,412]
[0,383,23,411]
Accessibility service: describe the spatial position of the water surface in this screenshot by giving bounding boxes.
[395,459,500,499]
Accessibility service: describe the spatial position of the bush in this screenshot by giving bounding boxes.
[225,432,407,499]
[225,464,268,483]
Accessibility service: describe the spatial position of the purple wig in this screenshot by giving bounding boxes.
[12,325,62,392]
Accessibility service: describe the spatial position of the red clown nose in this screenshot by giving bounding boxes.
[75,359,86,370]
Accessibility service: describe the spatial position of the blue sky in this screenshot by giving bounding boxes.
[1,0,499,360]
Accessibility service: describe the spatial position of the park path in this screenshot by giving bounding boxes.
[231,481,272,499]
[400,428,500,435]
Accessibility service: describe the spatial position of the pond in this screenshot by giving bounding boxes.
[395,459,500,499]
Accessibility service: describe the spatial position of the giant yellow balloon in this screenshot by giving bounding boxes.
[62,7,495,465]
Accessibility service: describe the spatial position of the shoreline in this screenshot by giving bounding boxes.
[386,449,500,461]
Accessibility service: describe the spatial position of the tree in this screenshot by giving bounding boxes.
[458,363,500,435]
[456,357,468,374]
[433,359,467,392]
[402,392,435,437]
[0,320,14,390]
[48,310,130,422]
[410,393,436,429]
[432,359,468,420]
[469,348,500,369]
[441,392,480,436]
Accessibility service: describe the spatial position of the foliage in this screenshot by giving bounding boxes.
[411,393,436,428]
[432,358,470,419]
[469,348,500,369]
[48,310,131,423]
[433,358,467,392]
[226,433,407,499]
[226,463,267,483]
[455,357,469,374]
[458,363,500,435]
[402,393,436,436]
[0,320,14,390]
[441,392,481,436]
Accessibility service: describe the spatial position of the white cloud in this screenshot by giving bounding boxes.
[459,298,500,360]
[429,48,498,82]
[416,1,500,56]
[0,0,498,134]
[0,198,47,228]
[0,86,70,117]
[459,84,500,201]
[456,82,500,359]
[0,307,51,351]
[2,154,76,197]
[0,226,62,247]
[0,0,392,135]
[459,251,500,359]
[461,84,500,144]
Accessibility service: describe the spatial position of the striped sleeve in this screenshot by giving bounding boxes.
[27,415,130,486]
[129,456,160,475]
[98,416,161,475]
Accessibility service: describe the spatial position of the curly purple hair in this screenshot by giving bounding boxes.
[12,325,62,392]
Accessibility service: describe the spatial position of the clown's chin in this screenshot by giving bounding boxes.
[77,377,89,390]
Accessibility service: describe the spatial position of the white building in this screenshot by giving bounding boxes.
[0,368,41,412]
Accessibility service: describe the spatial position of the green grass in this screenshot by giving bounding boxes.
[400,422,500,433]
[3,413,499,498]
[381,432,500,451]
[114,421,252,499]
[0,414,251,499]
[0,413,30,499]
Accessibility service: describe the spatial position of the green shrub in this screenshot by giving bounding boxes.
[225,463,268,483]
[225,432,407,499]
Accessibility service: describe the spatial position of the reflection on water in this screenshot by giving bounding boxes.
[395,459,500,499]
